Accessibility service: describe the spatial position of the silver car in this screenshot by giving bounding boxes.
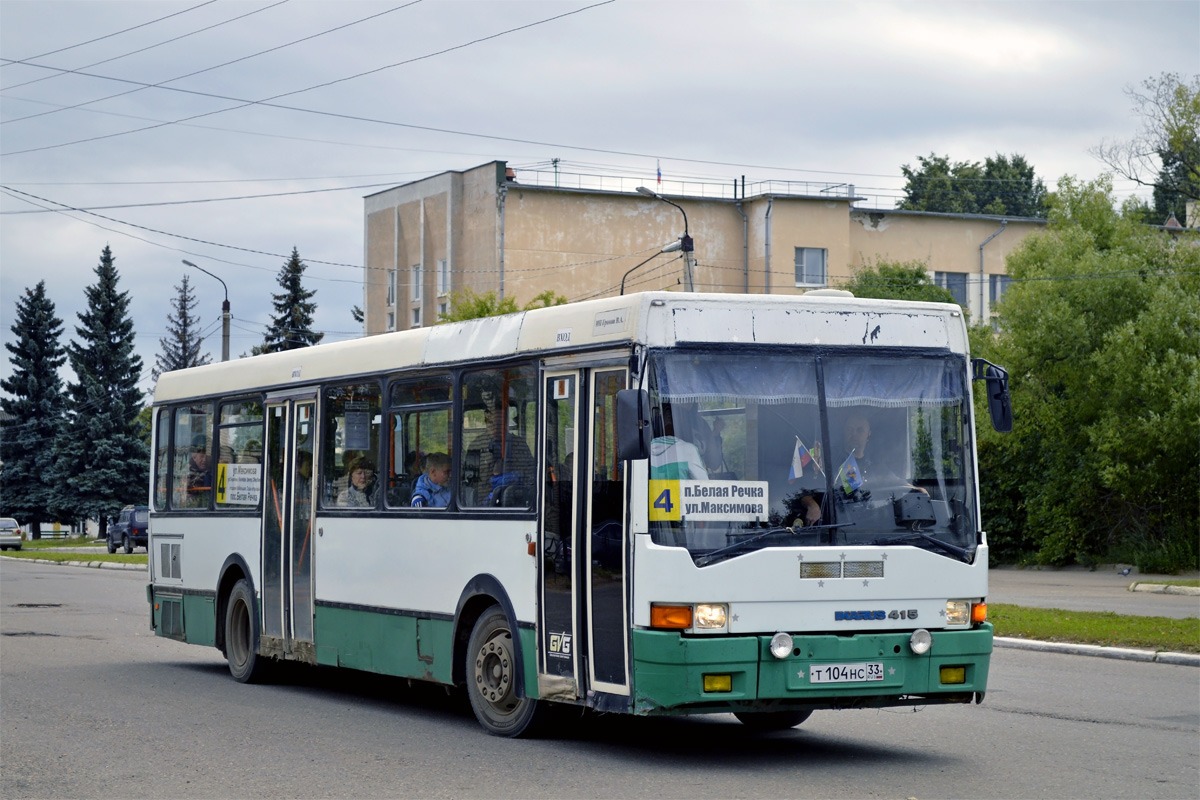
[0,518,22,551]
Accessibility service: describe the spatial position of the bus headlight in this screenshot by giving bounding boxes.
[909,628,932,655]
[769,632,794,659]
[694,603,728,630]
[945,600,970,626]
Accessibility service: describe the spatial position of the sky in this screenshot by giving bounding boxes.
[2,0,1197,399]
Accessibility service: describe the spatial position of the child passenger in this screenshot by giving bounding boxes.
[410,452,451,508]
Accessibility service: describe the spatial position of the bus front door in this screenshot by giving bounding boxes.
[538,368,629,706]
[262,396,317,663]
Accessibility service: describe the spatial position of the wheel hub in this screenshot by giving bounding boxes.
[474,633,514,708]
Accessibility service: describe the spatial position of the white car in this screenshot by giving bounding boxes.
[0,518,22,551]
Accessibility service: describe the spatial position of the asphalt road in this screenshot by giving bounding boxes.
[3,559,1198,800]
[988,565,1200,619]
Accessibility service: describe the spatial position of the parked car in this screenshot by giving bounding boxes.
[0,518,22,551]
[108,506,149,554]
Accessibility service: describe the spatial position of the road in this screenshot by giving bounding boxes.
[3,560,1198,799]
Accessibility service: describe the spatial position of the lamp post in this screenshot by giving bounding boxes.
[636,187,695,291]
[181,259,230,362]
[620,239,684,295]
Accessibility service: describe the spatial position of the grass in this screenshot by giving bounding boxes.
[21,536,101,548]
[1136,579,1200,588]
[990,603,1200,654]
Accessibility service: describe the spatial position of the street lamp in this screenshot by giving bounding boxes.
[636,187,695,291]
[620,239,684,295]
[181,259,230,362]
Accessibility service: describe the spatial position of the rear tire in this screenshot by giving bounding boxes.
[224,578,271,684]
[123,534,133,554]
[734,710,812,731]
[465,605,547,737]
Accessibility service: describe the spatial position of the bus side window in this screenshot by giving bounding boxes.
[322,382,383,510]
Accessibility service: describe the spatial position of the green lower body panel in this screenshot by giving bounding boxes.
[150,588,215,647]
[313,606,454,684]
[632,624,992,715]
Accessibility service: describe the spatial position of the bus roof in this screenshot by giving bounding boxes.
[152,291,968,404]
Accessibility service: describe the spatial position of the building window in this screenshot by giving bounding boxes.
[437,259,450,296]
[386,268,397,306]
[989,274,1012,305]
[411,264,422,302]
[438,300,449,321]
[935,271,969,306]
[794,247,827,286]
[412,307,422,328]
[386,311,395,332]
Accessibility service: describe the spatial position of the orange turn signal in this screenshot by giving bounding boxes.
[972,603,988,624]
[650,604,693,629]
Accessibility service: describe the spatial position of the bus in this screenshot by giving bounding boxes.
[147,290,1011,736]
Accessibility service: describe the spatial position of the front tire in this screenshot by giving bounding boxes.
[734,710,812,731]
[224,578,271,683]
[107,535,116,554]
[466,605,546,737]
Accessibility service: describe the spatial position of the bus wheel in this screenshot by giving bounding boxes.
[734,710,812,731]
[225,579,270,684]
[466,606,544,737]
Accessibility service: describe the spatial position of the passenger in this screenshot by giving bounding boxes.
[186,436,212,505]
[649,402,720,479]
[465,379,533,504]
[337,454,377,507]
[410,452,451,508]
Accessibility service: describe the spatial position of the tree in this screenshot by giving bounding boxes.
[437,288,567,323]
[1092,72,1200,224]
[970,176,1199,571]
[837,258,958,304]
[259,247,323,353]
[55,246,149,537]
[898,152,1048,218]
[0,281,66,539]
[152,274,211,381]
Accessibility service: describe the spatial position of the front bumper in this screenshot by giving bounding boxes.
[632,624,992,715]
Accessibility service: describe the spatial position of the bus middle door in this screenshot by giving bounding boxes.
[262,394,317,664]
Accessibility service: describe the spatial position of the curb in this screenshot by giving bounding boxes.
[1129,582,1200,596]
[3,556,146,572]
[994,636,1199,667]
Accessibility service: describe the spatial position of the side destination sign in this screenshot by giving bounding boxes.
[648,480,769,522]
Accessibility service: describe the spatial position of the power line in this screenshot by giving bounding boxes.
[3,1,419,127]
[2,1,289,95]
[0,1,615,156]
[0,1,217,66]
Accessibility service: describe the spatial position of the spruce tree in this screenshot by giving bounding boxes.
[152,273,211,381]
[55,246,149,537]
[260,247,323,353]
[1,281,66,539]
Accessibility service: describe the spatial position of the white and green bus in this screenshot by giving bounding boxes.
[147,290,1011,736]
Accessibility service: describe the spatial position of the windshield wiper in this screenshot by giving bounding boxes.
[871,532,974,562]
[695,523,855,567]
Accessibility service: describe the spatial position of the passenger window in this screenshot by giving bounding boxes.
[216,399,264,509]
[386,375,453,509]
[322,382,382,509]
[171,403,214,509]
[459,365,537,509]
[154,409,170,510]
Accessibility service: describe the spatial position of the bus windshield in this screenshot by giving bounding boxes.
[646,349,977,565]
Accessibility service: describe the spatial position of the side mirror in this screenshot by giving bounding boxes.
[615,389,652,461]
[972,359,1013,433]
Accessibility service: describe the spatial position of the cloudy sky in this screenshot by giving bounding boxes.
[2,0,1196,398]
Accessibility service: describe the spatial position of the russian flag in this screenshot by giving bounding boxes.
[788,437,811,482]
[657,160,662,185]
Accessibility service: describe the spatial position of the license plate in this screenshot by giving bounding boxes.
[809,662,884,683]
